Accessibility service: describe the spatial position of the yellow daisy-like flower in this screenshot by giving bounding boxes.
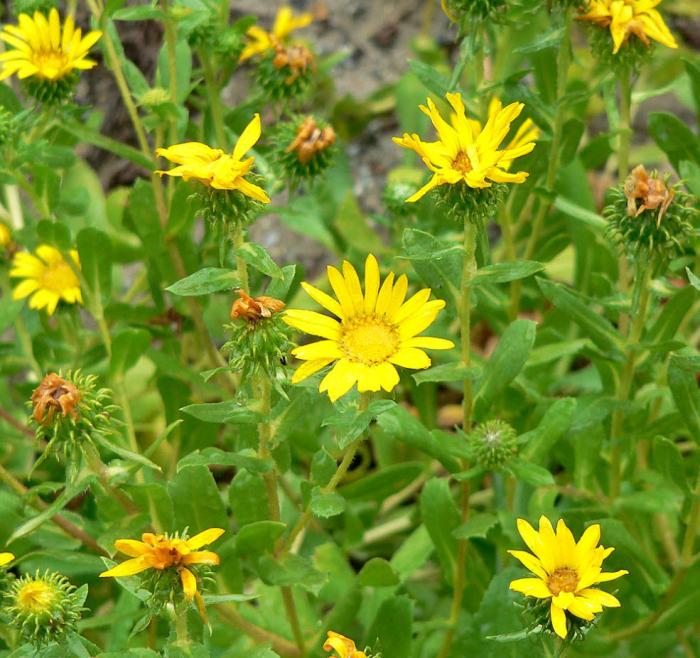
[393,92,536,202]
[0,8,102,81]
[0,552,14,567]
[155,114,270,203]
[578,0,678,54]
[283,254,454,401]
[324,631,367,658]
[10,245,82,315]
[100,528,224,605]
[239,6,313,62]
[508,516,628,639]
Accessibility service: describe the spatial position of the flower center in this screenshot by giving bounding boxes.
[39,260,79,294]
[339,315,399,366]
[547,568,578,596]
[32,50,69,80]
[452,151,472,174]
[17,581,56,614]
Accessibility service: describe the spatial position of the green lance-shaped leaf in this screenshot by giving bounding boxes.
[166,267,240,296]
[419,478,460,585]
[668,353,700,441]
[521,397,576,464]
[77,227,113,309]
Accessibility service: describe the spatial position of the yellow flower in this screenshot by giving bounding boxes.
[508,516,628,639]
[0,222,11,248]
[393,92,536,202]
[0,8,102,81]
[0,552,14,567]
[240,6,313,62]
[10,245,82,315]
[284,254,454,401]
[100,528,224,604]
[155,114,270,203]
[578,0,678,54]
[324,631,367,658]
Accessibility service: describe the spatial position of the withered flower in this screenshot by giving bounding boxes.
[623,164,675,227]
[272,43,315,84]
[230,290,285,323]
[286,116,336,165]
[31,373,81,425]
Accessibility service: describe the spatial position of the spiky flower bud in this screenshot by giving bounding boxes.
[256,42,316,102]
[274,115,336,185]
[193,182,267,230]
[468,419,518,469]
[29,371,119,480]
[604,165,697,269]
[436,182,507,225]
[441,0,507,24]
[23,72,79,105]
[223,291,292,387]
[4,570,86,646]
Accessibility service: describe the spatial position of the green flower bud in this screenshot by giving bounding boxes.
[5,571,86,646]
[223,291,293,387]
[468,419,518,469]
[29,370,118,481]
[273,115,337,186]
[22,71,78,105]
[434,181,507,225]
[256,42,315,104]
[604,165,697,270]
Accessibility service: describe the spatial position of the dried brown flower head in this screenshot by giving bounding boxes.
[31,373,81,425]
[272,43,315,84]
[230,290,285,323]
[624,164,675,227]
[286,116,336,165]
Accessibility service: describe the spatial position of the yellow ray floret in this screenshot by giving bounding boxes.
[508,516,628,639]
[240,6,313,62]
[10,245,82,316]
[393,92,537,202]
[284,254,454,401]
[155,114,270,202]
[100,528,224,606]
[324,631,367,658]
[0,552,14,567]
[0,8,102,81]
[578,0,677,54]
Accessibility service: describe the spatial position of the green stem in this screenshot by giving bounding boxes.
[681,469,700,562]
[510,8,572,319]
[231,223,250,293]
[609,265,651,499]
[173,606,190,646]
[200,50,228,150]
[437,214,479,658]
[278,394,370,556]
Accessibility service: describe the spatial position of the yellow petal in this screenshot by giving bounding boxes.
[342,260,365,314]
[183,550,220,565]
[578,587,621,608]
[389,347,431,369]
[114,539,150,557]
[319,359,360,401]
[292,339,343,361]
[508,550,548,580]
[284,309,341,340]
[509,577,551,598]
[100,556,153,578]
[232,114,262,162]
[549,601,568,638]
[301,281,344,319]
[186,527,225,550]
[363,254,381,314]
[327,265,356,319]
[180,567,197,599]
[403,336,454,350]
[291,358,333,383]
[0,552,14,566]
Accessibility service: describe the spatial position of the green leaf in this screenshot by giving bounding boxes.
[651,436,689,493]
[180,401,258,424]
[340,462,424,500]
[256,554,327,594]
[474,319,536,418]
[235,242,283,279]
[77,228,112,307]
[377,406,461,473]
[472,261,545,286]
[686,267,700,292]
[61,120,154,170]
[537,277,621,353]
[521,397,576,464]
[453,512,499,540]
[419,478,460,584]
[168,465,228,533]
[333,192,385,254]
[407,59,451,98]
[177,448,271,473]
[112,6,165,20]
[166,267,240,296]
[553,196,606,230]
[514,26,564,54]
[366,596,412,658]
[235,521,286,555]
[401,228,462,305]
[323,400,396,449]
[668,353,700,441]
[110,328,150,378]
[310,488,346,518]
[648,111,700,170]
[684,57,700,117]
[37,219,71,250]
[358,557,400,587]
[266,264,297,300]
[412,363,479,385]
[507,458,554,486]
